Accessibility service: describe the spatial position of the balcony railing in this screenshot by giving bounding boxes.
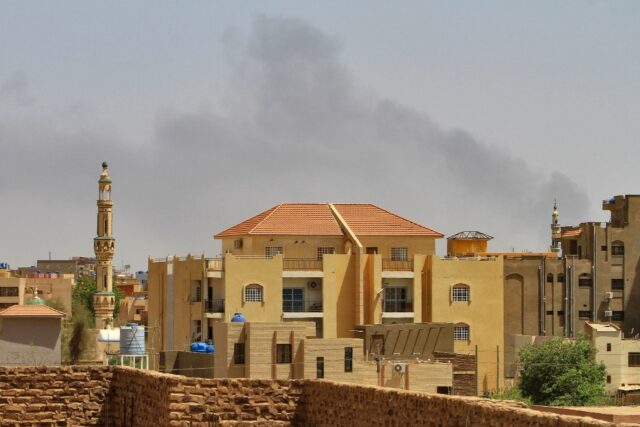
[205,299,225,313]
[283,258,323,271]
[383,300,413,313]
[382,258,413,271]
[283,299,323,313]
[206,258,224,271]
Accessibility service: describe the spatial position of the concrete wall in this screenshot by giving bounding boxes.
[0,317,62,365]
[0,366,622,426]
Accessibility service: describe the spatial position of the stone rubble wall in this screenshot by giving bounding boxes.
[295,381,624,427]
[0,366,111,425]
[0,366,631,426]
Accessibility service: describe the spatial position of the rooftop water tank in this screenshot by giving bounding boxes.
[120,323,145,355]
[191,342,207,353]
[231,312,246,322]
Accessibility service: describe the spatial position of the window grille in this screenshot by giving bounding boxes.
[244,284,263,302]
[454,325,470,341]
[390,247,408,261]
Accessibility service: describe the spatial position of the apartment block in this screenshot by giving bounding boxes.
[148,203,506,394]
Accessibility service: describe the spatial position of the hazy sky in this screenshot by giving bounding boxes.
[1,1,639,270]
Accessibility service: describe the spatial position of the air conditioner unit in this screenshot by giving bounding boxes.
[605,292,614,300]
[604,309,613,318]
[393,363,406,374]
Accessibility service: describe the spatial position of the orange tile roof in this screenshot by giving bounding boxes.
[215,204,343,237]
[0,304,65,318]
[215,203,443,238]
[333,204,443,236]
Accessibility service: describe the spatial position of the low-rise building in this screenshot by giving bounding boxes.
[585,322,640,397]
[0,303,66,365]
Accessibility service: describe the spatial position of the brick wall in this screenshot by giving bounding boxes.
[0,366,111,425]
[0,366,624,426]
[295,381,618,427]
[434,351,476,396]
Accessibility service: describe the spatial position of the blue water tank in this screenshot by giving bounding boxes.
[191,342,207,353]
[120,324,145,355]
[206,344,215,353]
[231,312,246,322]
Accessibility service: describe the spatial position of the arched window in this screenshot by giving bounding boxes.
[451,284,470,302]
[612,241,624,256]
[454,323,470,341]
[244,284,264,303]
[557,273,565,283]
[578,273,592,287]
[546,273,553,283]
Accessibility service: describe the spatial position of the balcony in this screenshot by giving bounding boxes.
[206,258,224,271]
[205,299,224,318]
[383,300,413,313]
[283,258,322,270]
[382,258,413,271]
[282,299,323,318]
[282,258,323,278]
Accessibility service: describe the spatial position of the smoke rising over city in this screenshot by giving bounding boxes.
[0,14,609,269]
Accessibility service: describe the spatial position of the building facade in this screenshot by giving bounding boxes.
[148,203,505,394]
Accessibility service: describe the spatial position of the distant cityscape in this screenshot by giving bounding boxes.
[1,163,639,424]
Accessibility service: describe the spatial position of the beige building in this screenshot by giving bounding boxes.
[148,203,507,394]
[0,268,74,314]
[213,321,453,394]
[585,322,640,396]
[502,195,640,378]
[426,233,505,394]
[0,304,65,365]
[148,203,442,352]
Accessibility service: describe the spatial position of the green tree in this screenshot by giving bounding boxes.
[518,336,607,406]
[73,277,97,317]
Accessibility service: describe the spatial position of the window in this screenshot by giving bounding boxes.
[612,279,624,290]
[601,245,607,252]
[233,343,245,365]
[607,343,612,352]
[557,273,565,283]
[265,246,283,258]
[316,357,324,379]
[578,274,592,287]
[383,287,409,312]
[454,324,470,341]
[436,386,452,395]
[578,311,591,319]
[557,310,565,315]
[0,287,18,297]
[244,284,263,302]
[546,310,554,315]
[612,311,624,321]
[344,347,353,372]
[546,273,553,283]
[283,288,304,312]
[569,240,578,255]
[317,247,335,260]
[234,239,243,249]
[607,375,611,384]
[612,242,624,256]
[452,284,470,302]
[629,353,640,367]
[276,344,292,364]
[390,247,408,261]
